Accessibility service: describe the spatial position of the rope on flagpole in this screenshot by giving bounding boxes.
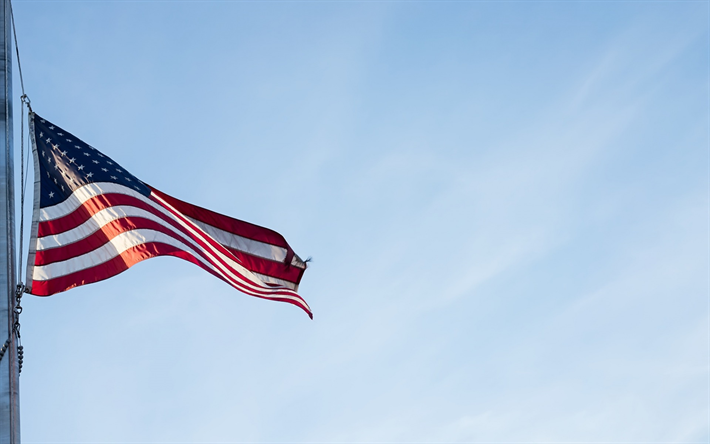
[9,0,30,283]
[9,0,26,102]
[9,0,29,374]
[13,97,28,374]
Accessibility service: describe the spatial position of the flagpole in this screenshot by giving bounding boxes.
[0,0,19,441]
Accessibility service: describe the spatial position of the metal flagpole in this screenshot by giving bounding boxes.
[0,0,19,441]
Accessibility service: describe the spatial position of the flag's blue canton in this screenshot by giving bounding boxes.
[34,114,151,208]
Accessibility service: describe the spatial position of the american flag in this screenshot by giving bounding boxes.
[25,113,312,318]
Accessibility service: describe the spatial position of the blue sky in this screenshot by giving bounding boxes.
[7,0,708,442]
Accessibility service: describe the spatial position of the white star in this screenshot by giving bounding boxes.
[39,132,43,138]
[101,168,108,172]
[53,178,57,184]
[107,161,113,165]
[69,157,76,164]
[125,177,131,182]
[48,192,54,198]
[86,172,94,178]
[49,125,55,130]
[83,152,91,156]
[134,186,140,190]
[61,185,64,191]
[53,164,59,170]
[40,119,45,123]
[41,150,45,157]
[78,165,85,171]
[116,168,122,173]
[58,132,63,136]
[110,175,117,180]
[60,150,67,156]
[46,172,50,178]
[46,157,52,163]
[45,138,51,143]
[51,143,59,150]
[66,139,72,142]
[92,160,99,164]
[75,145,82,150]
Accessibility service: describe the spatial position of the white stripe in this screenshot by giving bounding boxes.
[41,181,301,266]
[252,272,297,290]
[40,182,147,221]
[187,217,289,262]
[37,183,309,308]
[149,193,296,295]
[291,254,307,269]
[34,229,203,280]
[151,193,310,310]
[37,205,168,250]
[33,227,307,306]
[38,199,296,292]
[38,182,261,289]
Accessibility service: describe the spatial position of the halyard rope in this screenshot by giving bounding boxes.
[10,0,30,284]
[9,0,24,99]
[9,0,28,372]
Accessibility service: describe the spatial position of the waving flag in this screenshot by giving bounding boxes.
[25,113,312,318]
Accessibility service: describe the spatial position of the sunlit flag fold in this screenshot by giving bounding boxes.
[25,113,312,318]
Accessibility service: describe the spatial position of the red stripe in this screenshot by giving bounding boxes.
[39,192,239,271]
[39,209,304,285]
[37,207,303,293]
[38,192,249,284]
[37,195,232,276]
[40,202,304,302]
[31,243,203,295]
[149,186,296,251]
[30,242,313,318]
[38,191,308,302]
[39,190,257,292]
[146,192,302,295]
[39,191,305,284]
[228,248,305,285]
[39,193,152,236]
[34,187,312,317]
[36,217,199,265]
